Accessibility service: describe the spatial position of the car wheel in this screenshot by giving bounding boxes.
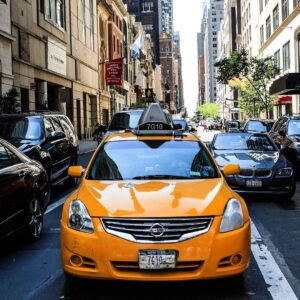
[26,195,43,241]
[286,179,296,199]
[64,157,78,188]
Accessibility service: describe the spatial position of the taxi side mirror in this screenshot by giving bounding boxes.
[223,164,240,176]
[68,166,84,177]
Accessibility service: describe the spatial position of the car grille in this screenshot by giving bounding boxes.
[254,168,271,177]
[239,168,253,176]
[101,217,213,244]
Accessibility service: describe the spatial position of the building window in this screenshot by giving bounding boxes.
[142,1,154,13]
[260,25,264,46]
[82,0,86,44]
[89,0,94,51]
[294,0,300,8]
[274,49,280,69]
[44,0,65,29]
[266,16,271,39]
[297,34,300,71]
[259,0,263,13]
[283,41,290,71]
[273,5,279,31]
[113,35,116,52]
[282,0,289,20]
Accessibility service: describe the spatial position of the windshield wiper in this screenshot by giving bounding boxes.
[132,175,192,180]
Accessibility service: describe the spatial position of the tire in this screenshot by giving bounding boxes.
[26,195,44,241]
[286,179,296,199]
[64,156,78,188]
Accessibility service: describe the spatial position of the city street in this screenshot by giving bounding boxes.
[0,134,300,300]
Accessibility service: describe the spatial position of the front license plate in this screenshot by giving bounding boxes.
[246,179,262,187]
[139,250,176,269]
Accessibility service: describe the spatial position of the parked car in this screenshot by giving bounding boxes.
[268,115,300,169]
[0,112,79,186]
[243,119,274,133]
[225,120,241,132]
[209,132,295,198]
[0,139,50,241]
[172,118,190,131]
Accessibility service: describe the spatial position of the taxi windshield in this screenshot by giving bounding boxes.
[88,140,218,180]
[213,134,276,151]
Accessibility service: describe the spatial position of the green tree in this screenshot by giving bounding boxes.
[215,49,280,118]
[0,88,20,114]
[198,103,220,119]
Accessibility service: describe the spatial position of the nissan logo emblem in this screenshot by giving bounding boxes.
[150,223,165,237]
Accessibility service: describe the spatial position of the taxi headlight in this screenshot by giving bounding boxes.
[68,200,94,233]
[220,198,243,233]
[275,167,293,177]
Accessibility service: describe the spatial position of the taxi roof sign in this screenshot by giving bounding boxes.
[134,103,173,136]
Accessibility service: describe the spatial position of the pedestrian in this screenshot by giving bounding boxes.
[93,122,100,141]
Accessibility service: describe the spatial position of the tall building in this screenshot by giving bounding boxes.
[123,0,160,64]
[261,0,300,118]
[173,31,184,111]
[0,0,14,97]
[159,0,173,35]
[203,0,224,103]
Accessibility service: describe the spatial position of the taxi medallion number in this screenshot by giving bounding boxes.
[246,179,262,187]
[139,250,176,269]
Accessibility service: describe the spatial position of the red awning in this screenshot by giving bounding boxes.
[274,95,292,106]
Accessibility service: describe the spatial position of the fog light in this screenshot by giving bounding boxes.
[70,255,83,266]
[230,254,242,265]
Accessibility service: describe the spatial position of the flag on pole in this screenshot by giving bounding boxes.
[131,33,143,60]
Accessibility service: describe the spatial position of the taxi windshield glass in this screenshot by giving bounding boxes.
[287,120,300,135]
[88,141,218,180]
[213,134,276,151]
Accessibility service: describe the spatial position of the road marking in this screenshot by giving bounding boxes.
[251,220,298,300]
[45,192,73,215]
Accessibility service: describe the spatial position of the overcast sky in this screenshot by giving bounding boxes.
[173,0,203,116]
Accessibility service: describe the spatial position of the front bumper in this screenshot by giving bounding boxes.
[61,217,250,281]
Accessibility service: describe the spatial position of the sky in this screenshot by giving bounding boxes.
[173,0,203,116]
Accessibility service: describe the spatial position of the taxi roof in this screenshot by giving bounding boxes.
[103,131,200,143]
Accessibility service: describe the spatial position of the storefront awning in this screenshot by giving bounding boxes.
[269,73,300,95]
[274,95,292,106]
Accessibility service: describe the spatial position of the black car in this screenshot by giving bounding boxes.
[225,120,241,132]
[0,139,50,240]
[0,112,79,186]
[209,132,295,198]
[243,119,274,133]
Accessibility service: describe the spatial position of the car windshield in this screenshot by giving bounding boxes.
[213,134,276,151]
[173,119,187,130]
[288,120,300,135]
[88,140,218,180]
[247,121,268,132]
[0,117,42,140]
[108,111,143,130]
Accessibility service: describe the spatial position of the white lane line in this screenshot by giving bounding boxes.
[45,192,73,215]
[251,220,298,300]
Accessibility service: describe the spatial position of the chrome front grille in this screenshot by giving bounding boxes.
[238,168,271,177]
[254,168,271,177]
[239,168,253,176]
[101,217,213,243]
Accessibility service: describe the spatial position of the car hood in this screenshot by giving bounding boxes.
[213,150,285,169]
[76,178,233,218]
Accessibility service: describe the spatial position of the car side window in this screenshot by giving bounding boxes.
[5,147,20,165]
[44,118,54,137]
[0,145,12,169]
[59,117,75,141]
[51,117,64,132]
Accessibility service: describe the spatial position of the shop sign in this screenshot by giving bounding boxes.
[47,37,66,76]
[105,58,123,86]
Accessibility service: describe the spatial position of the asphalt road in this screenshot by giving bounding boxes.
[0,151,300,300]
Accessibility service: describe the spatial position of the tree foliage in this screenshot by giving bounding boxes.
[198,103,220,119]
[215,49,280,118]
[0,88,20,114]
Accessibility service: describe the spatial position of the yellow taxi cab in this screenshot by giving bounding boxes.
[60,104,250,281]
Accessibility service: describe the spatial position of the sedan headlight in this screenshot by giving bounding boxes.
[220,198,243,233]
[68,200,94,233]
[275,167,293,177]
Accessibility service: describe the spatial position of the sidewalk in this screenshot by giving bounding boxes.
[79,139,98,155]
[197,127,220,142]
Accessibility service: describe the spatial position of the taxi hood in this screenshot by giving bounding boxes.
[76,178,234,218]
